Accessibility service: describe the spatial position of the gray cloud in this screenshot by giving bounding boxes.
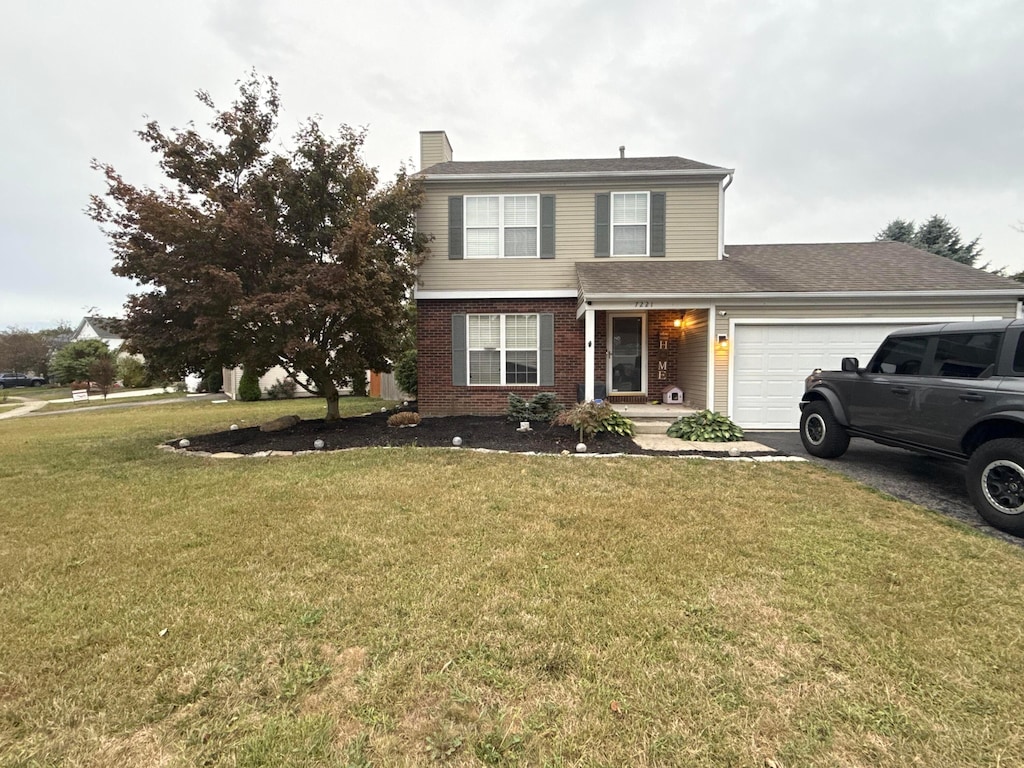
[2,0,1022,329]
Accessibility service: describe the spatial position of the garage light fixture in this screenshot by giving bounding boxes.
[717,333,729,348]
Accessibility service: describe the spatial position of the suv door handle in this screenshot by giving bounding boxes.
[960,393,986,402]
[891,386,910,395]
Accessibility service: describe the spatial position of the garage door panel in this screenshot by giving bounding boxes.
[733,322,931,429]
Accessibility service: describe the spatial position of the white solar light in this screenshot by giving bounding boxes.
[452,436,463,447]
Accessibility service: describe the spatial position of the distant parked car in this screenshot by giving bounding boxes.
[0,372,46,388]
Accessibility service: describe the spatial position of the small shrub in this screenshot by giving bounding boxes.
[202,368,223,394]
[554,401,635,441]
[506,392,564,423]
[265,377,297,400]
[387,411,421,427]
[667,410,744,442]
[394,349,417,398]
[238,370,262,402]
[117,356,152,388]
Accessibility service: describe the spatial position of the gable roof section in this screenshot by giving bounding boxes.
[420,156,732,179]
[71,316,123,341]
[576,242,1024,299]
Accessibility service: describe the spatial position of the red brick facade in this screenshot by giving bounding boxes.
[593,310,682,400]
[417,298,584,416]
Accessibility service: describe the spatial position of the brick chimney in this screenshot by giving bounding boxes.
[419,130,453,171]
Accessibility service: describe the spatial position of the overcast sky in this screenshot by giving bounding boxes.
[2,0,1022,330]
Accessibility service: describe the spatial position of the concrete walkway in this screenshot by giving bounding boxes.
[0,396,47,419]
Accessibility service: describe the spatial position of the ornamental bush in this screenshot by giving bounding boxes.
[554,401,635,441]
[666,410,744,442]
[265,377,297,399]
[237,369,262,401]
[506,392,563,423]
[387,411,421,427]
[117,356,152,388]
[394,349,418,398]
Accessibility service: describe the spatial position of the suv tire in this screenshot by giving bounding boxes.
[799,401,850,458]
[966,438,1024,535]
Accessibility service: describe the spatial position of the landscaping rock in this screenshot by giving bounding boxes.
[260,414,301,432]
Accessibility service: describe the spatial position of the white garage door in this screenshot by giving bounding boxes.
[732,323,926,429]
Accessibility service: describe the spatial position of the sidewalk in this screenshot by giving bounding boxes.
[47,386,173,404]
[0,387,198,420]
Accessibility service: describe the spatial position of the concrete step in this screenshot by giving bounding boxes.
[631,420,675,435]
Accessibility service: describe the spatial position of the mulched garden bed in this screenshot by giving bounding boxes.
[171,407,646,456]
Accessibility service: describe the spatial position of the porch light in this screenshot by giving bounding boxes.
[717,333,729,348]
[673,318,683,327]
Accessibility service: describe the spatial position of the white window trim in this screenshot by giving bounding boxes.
[611,191,650,257]
[467,313,540,386]
[464,194,540,259]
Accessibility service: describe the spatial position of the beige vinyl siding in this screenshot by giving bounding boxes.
[419,132,452,169]
[711,297,1020,416]
[677,308,709,409]
[416,179,720,293]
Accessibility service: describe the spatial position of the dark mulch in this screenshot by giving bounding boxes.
[172,407,646,456]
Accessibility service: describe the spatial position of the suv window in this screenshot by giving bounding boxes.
[933,332,1000,378]
[869,336,929,375]
[1012,334,1024,374]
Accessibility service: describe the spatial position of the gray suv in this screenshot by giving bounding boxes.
[799,319,1024,535]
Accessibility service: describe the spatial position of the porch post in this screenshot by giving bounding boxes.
[584,308,596,401]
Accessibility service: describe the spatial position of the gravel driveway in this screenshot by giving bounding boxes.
[746,431,1023,547]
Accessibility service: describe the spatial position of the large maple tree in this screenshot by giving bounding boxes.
[89,73,427,419]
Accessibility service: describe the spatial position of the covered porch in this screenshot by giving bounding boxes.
[577,304,719,411]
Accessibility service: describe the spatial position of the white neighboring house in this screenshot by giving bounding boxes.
[70,316,204,390]
[221,365,320,400]
[221,366,412,400]
[71,316,125,353]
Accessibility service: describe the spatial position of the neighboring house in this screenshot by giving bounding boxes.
[413,131,1024,428]
[71,316,124,353]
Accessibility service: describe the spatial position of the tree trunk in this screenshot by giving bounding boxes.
[324,379,341,421]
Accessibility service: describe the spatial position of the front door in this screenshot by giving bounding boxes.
[608,315,644,393]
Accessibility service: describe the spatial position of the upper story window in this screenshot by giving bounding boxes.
[612,192,649,256]
[595,191,663,258]
[465,195,539,258]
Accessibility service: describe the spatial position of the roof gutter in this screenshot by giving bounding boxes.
[418,168,735,182]
[580,289,1024,302]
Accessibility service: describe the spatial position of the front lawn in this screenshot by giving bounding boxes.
[1,399,1023,766]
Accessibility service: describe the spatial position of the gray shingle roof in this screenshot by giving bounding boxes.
[421,156,731,176]
[576,242,1024,297]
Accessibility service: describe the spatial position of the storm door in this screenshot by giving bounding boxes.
[608,315,645,393]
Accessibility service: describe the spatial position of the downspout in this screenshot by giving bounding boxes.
[719,173,733,260]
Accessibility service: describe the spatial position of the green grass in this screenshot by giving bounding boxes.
[2,399,1024,766]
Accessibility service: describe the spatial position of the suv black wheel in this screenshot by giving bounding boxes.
[799,401,850,458]
[966,438,1024,535]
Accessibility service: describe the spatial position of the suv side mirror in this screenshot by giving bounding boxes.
[841,357,860,373]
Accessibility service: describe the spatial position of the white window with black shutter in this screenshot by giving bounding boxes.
[595,192,665,257]
[452,313,555,386]
[449,195,556,259]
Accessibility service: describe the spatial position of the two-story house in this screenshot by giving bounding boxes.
[414,131,1023,429]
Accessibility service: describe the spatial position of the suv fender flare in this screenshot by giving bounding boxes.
[801,388,850,427]
[962,411,1024,455]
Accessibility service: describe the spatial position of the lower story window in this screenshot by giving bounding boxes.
[468,313,538,385]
